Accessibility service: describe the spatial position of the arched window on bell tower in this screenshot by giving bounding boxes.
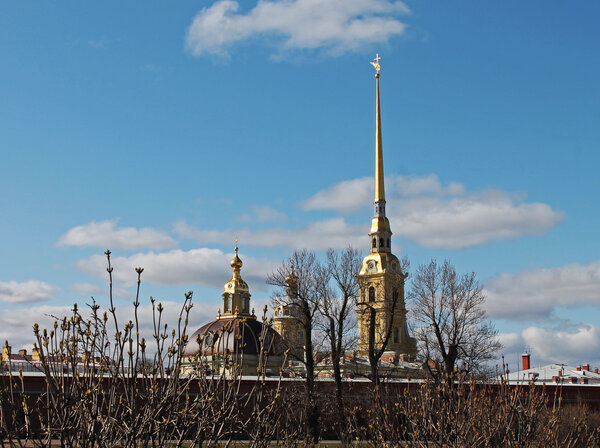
[369,286,375,303]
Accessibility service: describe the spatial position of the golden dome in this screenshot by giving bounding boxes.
[285,260,298,286]
[230,246,243,269]
[184,316,283,357]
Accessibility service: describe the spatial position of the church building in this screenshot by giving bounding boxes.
[184,56,418,376]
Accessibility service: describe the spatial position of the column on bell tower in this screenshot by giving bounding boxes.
[356,55,417,361]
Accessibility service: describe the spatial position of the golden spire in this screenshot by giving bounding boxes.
[367,54,392,251]
[373,53,385,203]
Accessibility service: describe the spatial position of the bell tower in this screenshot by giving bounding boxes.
[356,55,417,360]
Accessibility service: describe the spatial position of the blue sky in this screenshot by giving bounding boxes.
[1,1,599,369]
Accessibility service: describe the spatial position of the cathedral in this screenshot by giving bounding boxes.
[184,57,418,376]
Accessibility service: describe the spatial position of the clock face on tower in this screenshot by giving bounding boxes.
[368,261,376,273]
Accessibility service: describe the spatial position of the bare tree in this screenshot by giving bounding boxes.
[318,247,361,439]
[268,249,321,443]
[408,259,501,381]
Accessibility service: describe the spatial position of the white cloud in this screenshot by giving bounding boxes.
[0,304,72,349]
[392,191,562,249]
[498,325,600,367]
[302,177,373,213]
[88,38,109,49]
[74,248,277,291]
[69,282,133,300]
[302,174,563,249]
[174,218,364,251]
[302,175,464,212]
[0,281,58,304]
[173,174,561,252]
[522,325,600,365]
[237,205,287,223]
[497,332,522,352]
[69,282,106,297]
[185,0,410,57]
[485,261,600,321]
[57,220,176,251]
[395,174,465,197]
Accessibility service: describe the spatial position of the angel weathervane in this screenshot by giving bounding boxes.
[370,53,381,74]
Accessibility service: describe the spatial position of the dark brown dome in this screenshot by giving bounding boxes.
[184,316,283,357]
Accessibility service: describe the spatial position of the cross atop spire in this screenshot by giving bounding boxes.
[371,53,382,75]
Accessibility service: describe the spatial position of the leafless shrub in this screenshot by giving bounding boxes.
[0,250,284,448]
[349,370,600,447]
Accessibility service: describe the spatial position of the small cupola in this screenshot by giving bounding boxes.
[221,245,252,317]
[285,259,299,298]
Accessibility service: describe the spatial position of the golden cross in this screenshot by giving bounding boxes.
[234,237,239,253]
